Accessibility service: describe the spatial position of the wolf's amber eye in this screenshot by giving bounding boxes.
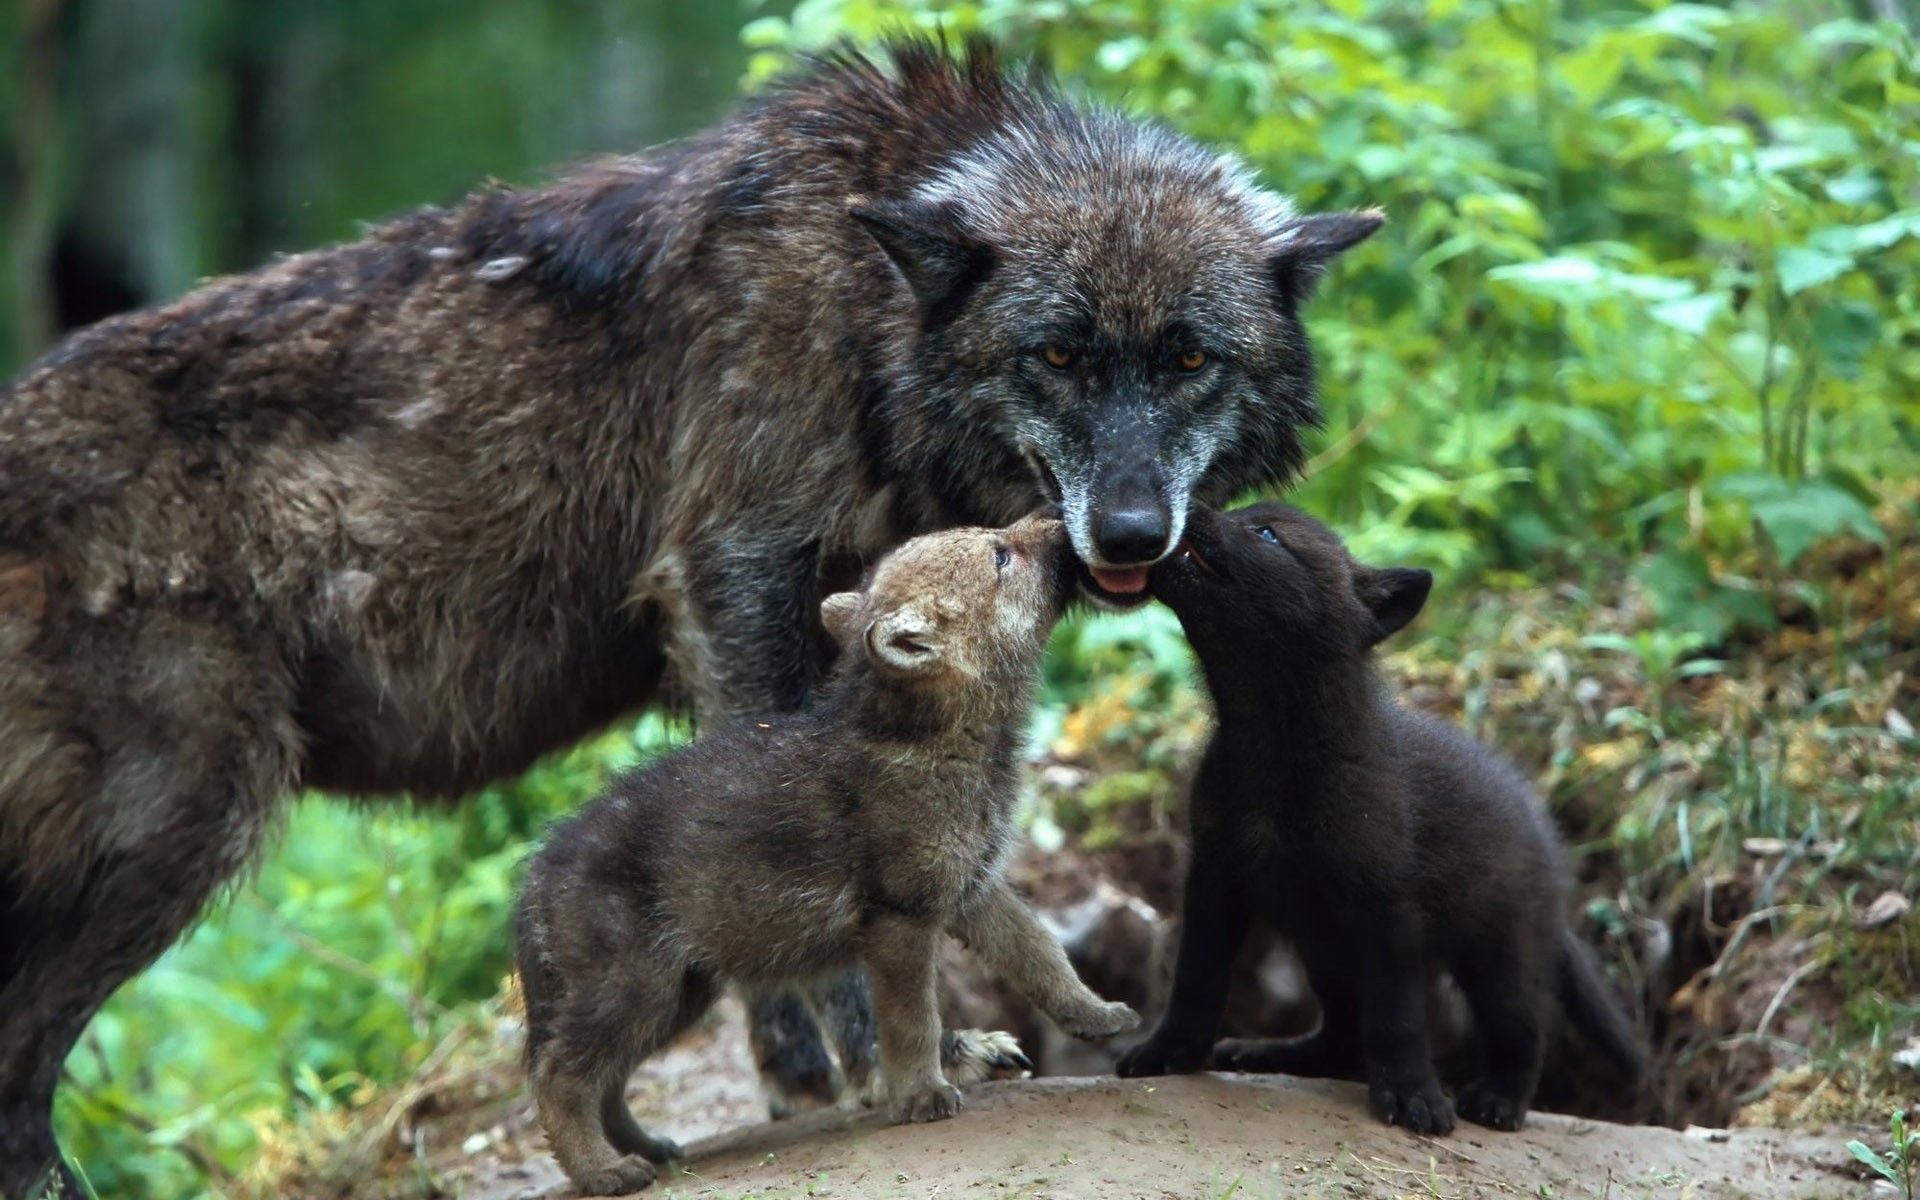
[1255,526,1280,544]
[993,545,1013,569]
[1041,346,1075,369]
[1177,349,1208,372]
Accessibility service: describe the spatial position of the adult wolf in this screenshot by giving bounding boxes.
[0,38,1378,1195]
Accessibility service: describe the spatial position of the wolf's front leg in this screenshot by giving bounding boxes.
[950,881,1139,1040]
[655,532,862,1115]
[863,916,961,1123]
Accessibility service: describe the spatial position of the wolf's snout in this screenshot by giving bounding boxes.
[1094,506,1171,566]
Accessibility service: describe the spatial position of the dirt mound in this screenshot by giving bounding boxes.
[486,1073,1852,1200]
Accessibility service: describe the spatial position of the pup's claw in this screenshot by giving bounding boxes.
[889,1078,964,1124]
[1368,1074,1456,1136]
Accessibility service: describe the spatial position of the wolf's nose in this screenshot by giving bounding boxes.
[1094,507,1170,565]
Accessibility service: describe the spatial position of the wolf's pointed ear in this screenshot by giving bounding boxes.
[850,199,993,315]
[864,605,945,677]
[820,591,863,648]
[1356,565,1431,647]
[1268,209,1384,307]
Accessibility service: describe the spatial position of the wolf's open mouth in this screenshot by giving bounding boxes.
[1078,564,1153,608]
[1088,565,1149,594]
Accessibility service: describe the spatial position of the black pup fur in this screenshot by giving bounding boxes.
[1116,502,1646,1134]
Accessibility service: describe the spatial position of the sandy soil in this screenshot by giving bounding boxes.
[413,1001,1861,1200]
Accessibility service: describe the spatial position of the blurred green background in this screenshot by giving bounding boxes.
[4,0,1917,1196]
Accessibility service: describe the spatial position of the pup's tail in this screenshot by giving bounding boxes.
[1555,929,1649,1083]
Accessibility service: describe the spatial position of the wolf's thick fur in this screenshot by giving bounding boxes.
[1115,504,1646,1134]
[515,515,1136,1194]
[0,39,1374,1195]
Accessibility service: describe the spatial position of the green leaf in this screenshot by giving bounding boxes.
[1776,246,1853,295]
[1650,292,1725,336]
[1811,302,1880,380]
[1846,1140,1899,1184]
[1718,474,1885,566]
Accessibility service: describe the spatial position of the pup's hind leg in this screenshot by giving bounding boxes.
[533,965,705,1195]
[1454,944,1547,1131]
[599,969,718,1164]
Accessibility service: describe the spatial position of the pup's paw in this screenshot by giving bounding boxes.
[1457,1081,1528,1131]
[1115,1035,1207,1078]
[569,1153,657,1195]
[889,1078,964,1125]
[942,1028,1033,1086]
[1367,1073,1456,1136]
[1059,999,1140,1041]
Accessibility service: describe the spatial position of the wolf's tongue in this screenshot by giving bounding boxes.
[1089,565,1150,595]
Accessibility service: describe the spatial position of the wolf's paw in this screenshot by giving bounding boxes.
[942,1029,1032,1086]
[1059,999,1139,1041]
[889,1078,964,1124]
[1457,1081,1528,1131]
[1367,1073,1455,1136]
[1115,1034,1207,1078]
[569,1153,657,1195]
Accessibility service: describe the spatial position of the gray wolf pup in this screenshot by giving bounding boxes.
[514,514,1137,1194]
[1116,503,1646,1133]
[0,38,1374,1195]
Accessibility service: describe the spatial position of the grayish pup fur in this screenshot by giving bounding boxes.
[514,515,1137,1194]
[0,38,1374,1196]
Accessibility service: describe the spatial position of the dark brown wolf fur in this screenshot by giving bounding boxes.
[515,515,1135,1194]
[0,39,1375,1195]
[1115,504,1646,1134]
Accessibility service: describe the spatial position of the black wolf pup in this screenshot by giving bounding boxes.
[1116,503,1645,1134]
[515,513,1136,1194]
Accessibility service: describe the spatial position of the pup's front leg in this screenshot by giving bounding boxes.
[1118,851,1248,1076]
[863,916,961,1124]
[950,881,1139,1040]
[1358,910,1454,1135]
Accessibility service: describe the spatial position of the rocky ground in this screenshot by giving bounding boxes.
[284,998,1863,1200]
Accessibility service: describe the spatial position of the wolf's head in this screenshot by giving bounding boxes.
[850,50,1379,608]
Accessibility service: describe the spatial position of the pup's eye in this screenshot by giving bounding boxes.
[1177,349,1208,372]
[1255,525,1280,544]
[1041,346,1075,370]
[993,545,1012,569]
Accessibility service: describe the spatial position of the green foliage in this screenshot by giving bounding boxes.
[1848,1109,1916,1199]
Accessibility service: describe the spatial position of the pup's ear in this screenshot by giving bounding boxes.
[850,198,993,315]
[1268,208,1384,307]
[820,591,863,647]
[1356,565,1431,647]
[864,605,945,677]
